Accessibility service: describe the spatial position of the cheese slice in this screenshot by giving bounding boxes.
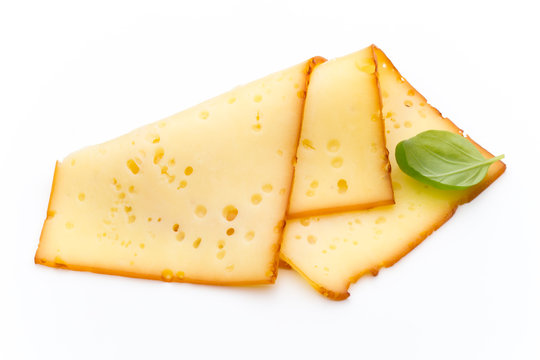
[35,57,325,285]
[280,47,506,299]
[288,46,393,218]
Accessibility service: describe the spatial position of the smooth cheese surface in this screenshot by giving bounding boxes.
[36,58,322,285]
[288,46,393,218]
[281,47,506,299]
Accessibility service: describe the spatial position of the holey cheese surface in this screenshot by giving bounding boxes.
[281,47,505,300]
[36,57,324,285]
[288,46,393,218]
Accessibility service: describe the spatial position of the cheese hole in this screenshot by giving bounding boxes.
[146,133,160,144]
[407,89,415,96]
[217,240,226,249]
[172,223,180,232]
[47,210,56,218]
[327,139,340,152]
[157,218,162,222]
[128,215,136,223]
[253,94,262,102]
[337,179,348,193]
[178,180,188,189]
[371,114,379,122]
[223,206,238,221]
[394,123,400,129]
[245,231,255,241]
[404,121,412,128]
[184,166,193,176]
[168,159,176,166]
[193,238,202,248]
[65,222,74,229]
[139,243,145,249]
[124,206,132,213]
[161,269,173,282]
[128,185,135,193]
[228,97,236,104]
[226,265,235,272]
[404,100,413,107]
[147,217,152,222]
[329,244,336,250]
[127,159,140,174]
[78,193,85,201]
[216,250,226,260]
[302,139,315,150]
[226,228,235,236]
[310,181,319,188]
[251,194,262,205]
[154,147,164,164]
[274,220,285,234]
[306,190,315,197]
[252,123,262,132]
[357,62,376,74]
[300,218,310,226]
[199,111,209,119]
[176,271,185,279]
[307,235,317,244]
[118,192,126,199]
[176,231,185,241]
[262,184,273,193]
[195,205,207,218]
[331,157,343,168]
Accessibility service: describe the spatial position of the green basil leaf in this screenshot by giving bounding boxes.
[395,130,504,190]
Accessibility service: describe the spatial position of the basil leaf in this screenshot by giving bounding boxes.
[395,130,504,190]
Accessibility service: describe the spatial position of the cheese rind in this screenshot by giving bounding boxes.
[288,46,393,218]
[36,58,324,285]
[281,47,506,299]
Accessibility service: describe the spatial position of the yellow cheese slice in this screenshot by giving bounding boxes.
[280,47,506,299]
[288,46,393,218]
[35,57,325,285]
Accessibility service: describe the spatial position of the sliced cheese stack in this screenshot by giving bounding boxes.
[280,47,506,299]
[35,57,324,285]
[288,46,393,218]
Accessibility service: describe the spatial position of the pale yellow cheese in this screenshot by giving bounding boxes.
[36,58,323,285]
[288,46,393,218]
[281,47,505,299]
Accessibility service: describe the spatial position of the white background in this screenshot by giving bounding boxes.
[1,1,539,359]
